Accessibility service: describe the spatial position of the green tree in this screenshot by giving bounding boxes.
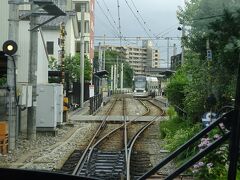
[93,50,133,88]
[49,53,92,82]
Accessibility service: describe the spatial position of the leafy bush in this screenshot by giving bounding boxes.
[0,77,7,87]
[192,135,229,179]
[160,114,201,164]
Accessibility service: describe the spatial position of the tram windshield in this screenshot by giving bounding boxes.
[134,81,146,88]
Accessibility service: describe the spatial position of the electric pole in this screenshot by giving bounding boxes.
[181,25,185,65]
[167,37,170,69]
[111,65,113,91]
[80,5,85,108]
[98,42,102,71]
[27,2,38,140]
[8,0,19,149]
[120,63,123,91]
[103,34,105,70]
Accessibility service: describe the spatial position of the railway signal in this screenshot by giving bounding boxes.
[0,40,18,76]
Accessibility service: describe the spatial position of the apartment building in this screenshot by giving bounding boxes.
[101,40,160,75]
[72,0,95,63]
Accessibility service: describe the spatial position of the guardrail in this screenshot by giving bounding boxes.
[89,93,103,115]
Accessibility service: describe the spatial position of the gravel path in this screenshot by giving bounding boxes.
[0,122,98,171]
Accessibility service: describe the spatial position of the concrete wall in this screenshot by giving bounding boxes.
[0,0,9,48]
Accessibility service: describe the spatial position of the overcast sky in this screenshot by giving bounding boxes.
[94,0,185,67]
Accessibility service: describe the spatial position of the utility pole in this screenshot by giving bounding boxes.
[173,43,177,56]
[103,34,106,70]
[80,5,85,108]
[8,0,19,149]
[111,65,113,91]
[116,56,119,89]
[27,2,38,140]
[114,64,117,90]
[98,42,102,71]
[181,25,185,65]
[166,37,170,69]
[120,63,123,91]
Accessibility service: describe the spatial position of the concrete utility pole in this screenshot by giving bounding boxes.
[181,25,185,65]
[173,43,177,56]
[8,0,19,150]
[166,37,170,69]
[80,5,85,108]
[114,64,117,90]
[98,42,102,71]
[116,56,119,89]
[111,65,113,91]
[27,2,38,140]
[120,63,123,91]
[103,34,106,70]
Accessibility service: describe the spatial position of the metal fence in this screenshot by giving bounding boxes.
[89,93,103,115]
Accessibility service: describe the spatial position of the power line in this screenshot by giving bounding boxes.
[129,0,156,38]
[102,0,118,30]
[117,0,122,47]
[95,0,119,37]
[124,0,152,39]
[156,23,179,37]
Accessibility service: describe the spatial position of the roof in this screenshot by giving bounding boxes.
[37,15,68,30]
[94,70,109,78]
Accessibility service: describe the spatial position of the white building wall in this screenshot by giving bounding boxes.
[0,0,9,48]
[66,19,77,55]
[37,30,60,83]
[17,21,30,83]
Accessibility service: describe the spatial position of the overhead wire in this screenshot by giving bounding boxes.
[129,0,154,34]
[95,0,119,37]
[123,0,152,39]
[97,0,132,45]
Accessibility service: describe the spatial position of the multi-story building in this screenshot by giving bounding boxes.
[100,40,160,75]
[171,53,182,71]
[72,0,95,63]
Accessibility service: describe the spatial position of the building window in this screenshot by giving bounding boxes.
[47,41,54,55]
[84,41,89,53]
[78,20,90,33]
[74,2,89,12]
[75,41,89,53]
[75,41,80,53]
[85,21,89,33]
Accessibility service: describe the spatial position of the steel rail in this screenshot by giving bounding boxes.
[72,97,118,175]
[85,99,150,159]
[126,100,165,180]
[74,98,153,178]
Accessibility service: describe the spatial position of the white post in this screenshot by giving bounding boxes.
[120,63,123,91]
[114,64,117,90]
[80,5,85,108]
[181,25,185,65]
[111,65,113,91]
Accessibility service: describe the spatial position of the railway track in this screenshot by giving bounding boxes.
[61,96,166,179]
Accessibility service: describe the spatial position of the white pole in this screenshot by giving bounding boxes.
[111,65,113,91]
[80,5,85,108]
[114,64,117,90]
[120,63,123,91]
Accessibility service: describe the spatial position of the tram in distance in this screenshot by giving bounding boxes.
[132,75,159,98]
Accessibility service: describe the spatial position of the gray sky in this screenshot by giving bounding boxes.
[94,0,185,67]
